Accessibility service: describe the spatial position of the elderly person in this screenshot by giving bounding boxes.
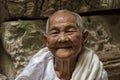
[16,10,108,80]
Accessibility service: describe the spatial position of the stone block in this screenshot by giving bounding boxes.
[1,20,46,78]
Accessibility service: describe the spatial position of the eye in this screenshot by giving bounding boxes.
[50,31,59,34]
[66,28,77,33]
[49,28,59,35]
[49,30,59,37]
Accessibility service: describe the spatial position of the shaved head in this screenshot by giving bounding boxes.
[46,10,84,34]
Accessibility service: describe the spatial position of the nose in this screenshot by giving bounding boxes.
[58,32,68,42]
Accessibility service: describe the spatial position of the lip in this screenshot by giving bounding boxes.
[56,46,73,49]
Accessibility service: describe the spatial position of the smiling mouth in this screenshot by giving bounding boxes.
[56,46,73,49]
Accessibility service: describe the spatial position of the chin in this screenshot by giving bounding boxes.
[55,49,75,59]
[56,55,72,59]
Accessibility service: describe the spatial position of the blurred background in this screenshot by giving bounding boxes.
[0,0,120,80]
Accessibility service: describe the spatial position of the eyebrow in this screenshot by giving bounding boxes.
[65,25,78,30]
[49,27,59,32]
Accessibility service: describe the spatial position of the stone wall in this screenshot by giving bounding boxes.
[1,21,45,78]
[0,0,120,80]
[83,16,120,80]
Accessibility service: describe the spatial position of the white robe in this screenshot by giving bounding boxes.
[15,47,108,80]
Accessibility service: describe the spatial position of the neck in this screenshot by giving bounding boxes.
[54,56,79,80]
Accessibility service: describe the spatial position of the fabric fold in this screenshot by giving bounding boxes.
[16,47,108,80]
[71,47,103,80]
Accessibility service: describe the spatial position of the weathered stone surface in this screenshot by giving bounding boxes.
[0,0,9,22]
[0,39,15,80]
[7,1,25,17]
[0,74,7,80]
[83,15,120,80]
[98,49,120,80]
[1,20,46,78]
[83,0,120,10]
[1,0,120,21]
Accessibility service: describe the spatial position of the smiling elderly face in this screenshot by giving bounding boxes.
[44,12,83,59]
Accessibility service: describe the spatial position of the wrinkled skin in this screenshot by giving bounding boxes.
[43,12,88,80]
[44,13,85,59]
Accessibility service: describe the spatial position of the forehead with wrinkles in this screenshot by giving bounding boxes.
[49,12,76,26]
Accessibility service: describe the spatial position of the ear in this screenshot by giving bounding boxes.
[82,29,89,46]
[43,33,48,46]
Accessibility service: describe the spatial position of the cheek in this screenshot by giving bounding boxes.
[70,34,82,46]
[73,35,82,53]
[46,37,58,55]
[47,37,57,47]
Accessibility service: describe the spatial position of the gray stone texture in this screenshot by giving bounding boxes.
[0,0,120,80]
[83,16,120,80]
[0,0,119,21]
[1,20,45,77]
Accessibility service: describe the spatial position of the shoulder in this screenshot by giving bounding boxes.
[85,47,108,80]
[31,47,53,64]
[84,47,100,59]
[100,69,108,80]
[15,76,30,80]
[15,47,53,80]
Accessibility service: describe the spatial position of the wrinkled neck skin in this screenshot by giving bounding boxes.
[54,55,79,80]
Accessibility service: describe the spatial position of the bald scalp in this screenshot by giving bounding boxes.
[49,12,76,27]
[46,10,84,34]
